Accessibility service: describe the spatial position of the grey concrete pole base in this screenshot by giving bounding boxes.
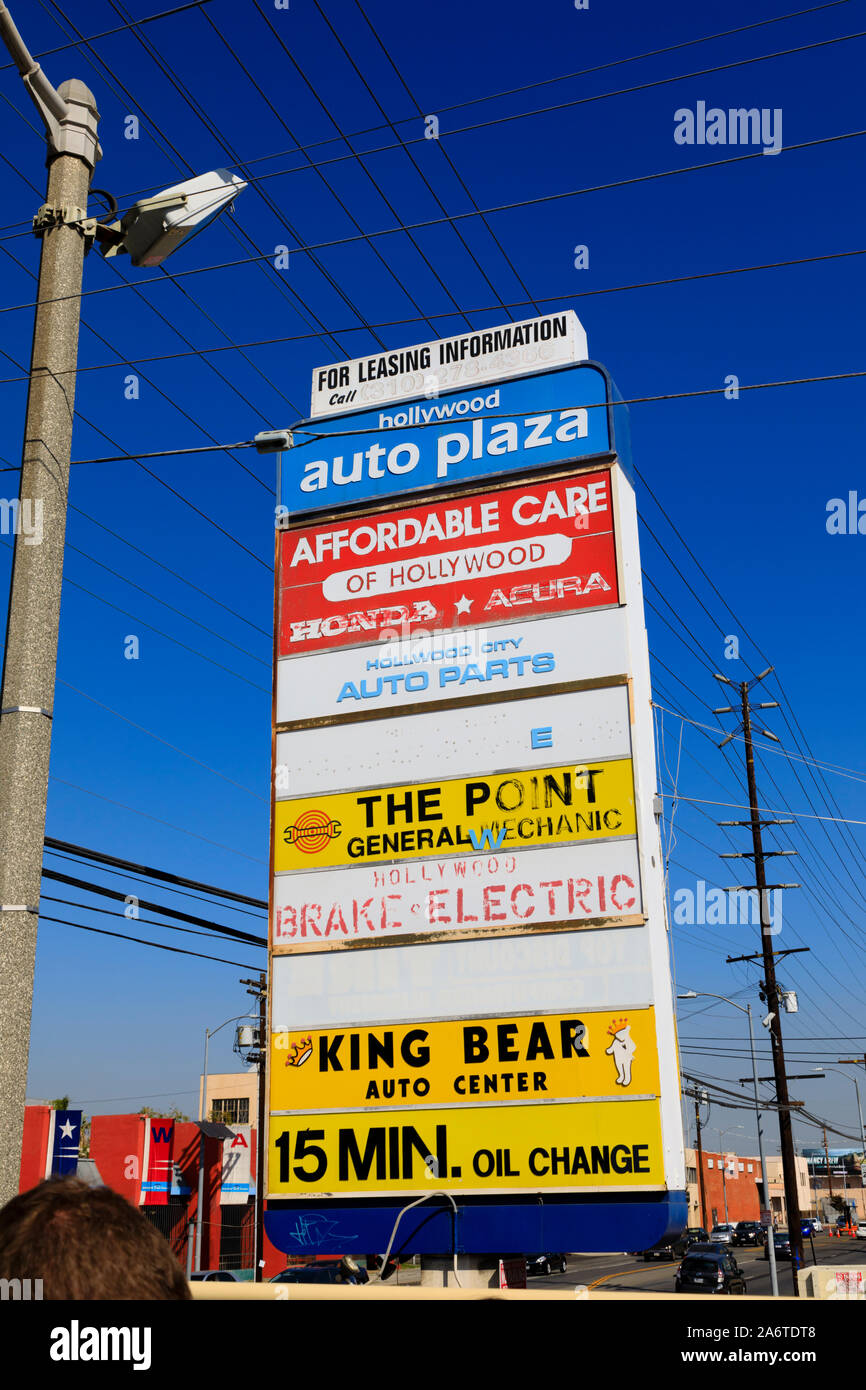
[420,1256,512,1289]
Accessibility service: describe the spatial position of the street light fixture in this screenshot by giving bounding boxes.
[101,169,247,267]
[677,989,779,1296]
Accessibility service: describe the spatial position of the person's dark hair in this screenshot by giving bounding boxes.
[0,1177,192,1300]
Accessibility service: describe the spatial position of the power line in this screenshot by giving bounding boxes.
[68,503,271,640]
[2,245,862,328]
[102,11,866,200]
[0,532,269,694]
[41,869,265,946]
[244,127,866,256]
[36,0,362,375]
[44,837,266,908]
[421,2,856,116]
[47,779,268,865]
[0,239,274,571]
[0,2,213,73]
[44,844,266,920]
[39,912,259,970]
[2,366,857,473]
[41,891,264,948]
[244,0,479,333]
[57,682,268,801]
[98,0,391,360]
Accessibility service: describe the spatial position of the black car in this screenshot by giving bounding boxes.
[642,1226,709,1261]
[682,1242,730,1258]
[270,1258,368,1285]
[675,1251,747,1295]
[526,1253,568,1276]
[732,1221,765,1247]
[764,1230,792,1261]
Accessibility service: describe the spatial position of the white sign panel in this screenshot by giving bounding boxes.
[271,926,653,1028]
[277,685,631,797]
[220,1124,252,1204]
[310,311,587,418]
[273,838,643,953]
[277,607,629,724]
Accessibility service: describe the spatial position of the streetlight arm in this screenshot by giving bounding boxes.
[0,2,101,163]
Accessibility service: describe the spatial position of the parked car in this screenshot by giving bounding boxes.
[856,1221,866,1240]
[805,1218,822,1234]
[270,1257,368,1285]
[189,1270,239,1282]
[641,1227,709,1261]
[732,1221,765,1247]
[764,1229,792,1261]
[709,1223,736,1245]
[675,1251,747,1295]
[526,1253,568,1276]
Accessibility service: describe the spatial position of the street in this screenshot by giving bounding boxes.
[535,1234,866,1296]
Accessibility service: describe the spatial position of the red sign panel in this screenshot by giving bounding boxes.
[279,471,618,655]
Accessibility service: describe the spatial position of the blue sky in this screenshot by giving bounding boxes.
[1,0,864,1160]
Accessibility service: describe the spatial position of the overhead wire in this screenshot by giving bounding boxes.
[0,245,862,329]
[648,620,866,1030]
[243,0,480,333]
[39,911,259,969]
[35,0,369,372]
[99,15,866,197]
[43,837,266,908]
[48,777,268,865]
[97,0,393,360]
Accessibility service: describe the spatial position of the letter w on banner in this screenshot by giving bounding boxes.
[221,1124,252,1204]
[141,1121,174,1205]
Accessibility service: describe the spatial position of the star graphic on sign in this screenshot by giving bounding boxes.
[59,1120,76,1139]
[454,595,473,615]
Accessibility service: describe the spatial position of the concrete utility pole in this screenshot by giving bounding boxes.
[0,4,100,1207]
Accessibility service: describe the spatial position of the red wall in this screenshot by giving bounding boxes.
[19,1106,51,1193]
[696,1150,761,1227]
[21,1107,282,1276]
[91,1113,146,1203]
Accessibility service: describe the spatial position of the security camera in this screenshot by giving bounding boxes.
[762,1011,776,1029]
[102,169,247,267]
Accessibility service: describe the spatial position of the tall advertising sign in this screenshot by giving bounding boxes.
[265,314,685,1258]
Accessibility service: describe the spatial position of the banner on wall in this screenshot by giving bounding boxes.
[220,1125,252,1204]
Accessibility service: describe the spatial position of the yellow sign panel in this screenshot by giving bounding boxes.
[268,1098,663,1197]
[270,1008,658,1111]
[273,759,636,871]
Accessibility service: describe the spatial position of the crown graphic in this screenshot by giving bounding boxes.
[606,1016,629,1037]
[285,1037,313,1068]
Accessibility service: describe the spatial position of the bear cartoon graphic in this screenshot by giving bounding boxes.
[605,1022,636,1087]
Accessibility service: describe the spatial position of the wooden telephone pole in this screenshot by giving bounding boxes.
[714,667,805,1293]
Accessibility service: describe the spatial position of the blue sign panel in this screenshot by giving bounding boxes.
[285,363,612,516]
[49,1109,82,1177]
[265,1192,687,1259]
